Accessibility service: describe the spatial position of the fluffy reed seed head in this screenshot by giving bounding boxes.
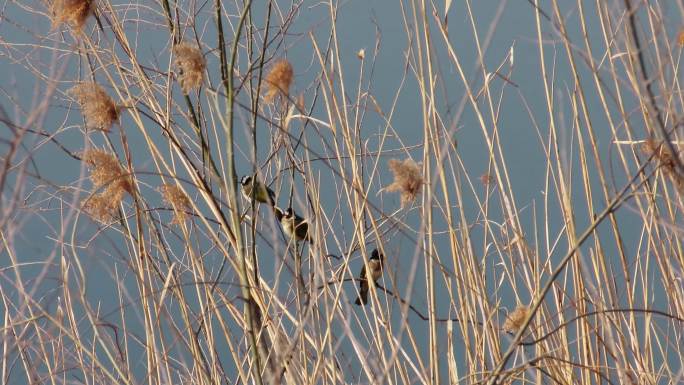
[503,306,530,333]
[83,190,125,222]
[81,150,132,222]
[173,43,206,93]
[69,83,119,131]
[82,150,131,192]
[386,158,424,206]
[160,184,192,224]
[642,138,684,190]
[50,0,94,32]
[480,173,494,187]
[264,59,293,103]
[642,138,675,168]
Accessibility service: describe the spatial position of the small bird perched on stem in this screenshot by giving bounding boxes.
[240,175,276,206]
[276,207,313,244]
[355,248,384,305]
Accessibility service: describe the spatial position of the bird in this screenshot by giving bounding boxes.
[279,207,313,244]
[273,205,285,221]
[355,248,384,305]
[240,175,276,206]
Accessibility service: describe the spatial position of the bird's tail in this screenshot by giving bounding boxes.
[266,190,276,207]
[355,291,368,306]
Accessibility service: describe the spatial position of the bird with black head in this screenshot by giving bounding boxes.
[355,248,384,305]
[240,175,276,207]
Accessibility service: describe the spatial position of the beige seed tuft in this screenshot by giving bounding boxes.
[503,306,530,333]
[82,150,131,193]
[69,83,119,131]
[51,0,94,32]
[386,158,424,207]
[173,43,206,93]
[264,59,293,103]
[642,138,684,191]
[81,150,132,222]
[160,184,192,224]
[83,190,124,222]
[480,173,494,187]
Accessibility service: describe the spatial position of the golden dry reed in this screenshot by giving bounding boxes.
[173,43,206,93]
[4,1,684,384]
[69,83,119,131]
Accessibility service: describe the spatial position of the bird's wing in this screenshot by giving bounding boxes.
[273,206,284,221]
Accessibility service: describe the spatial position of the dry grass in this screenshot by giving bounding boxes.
[2,1,684,384]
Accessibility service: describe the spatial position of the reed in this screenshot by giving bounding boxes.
[1,0,683,384]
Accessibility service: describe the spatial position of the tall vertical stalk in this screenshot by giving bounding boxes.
[217,1,265,384]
